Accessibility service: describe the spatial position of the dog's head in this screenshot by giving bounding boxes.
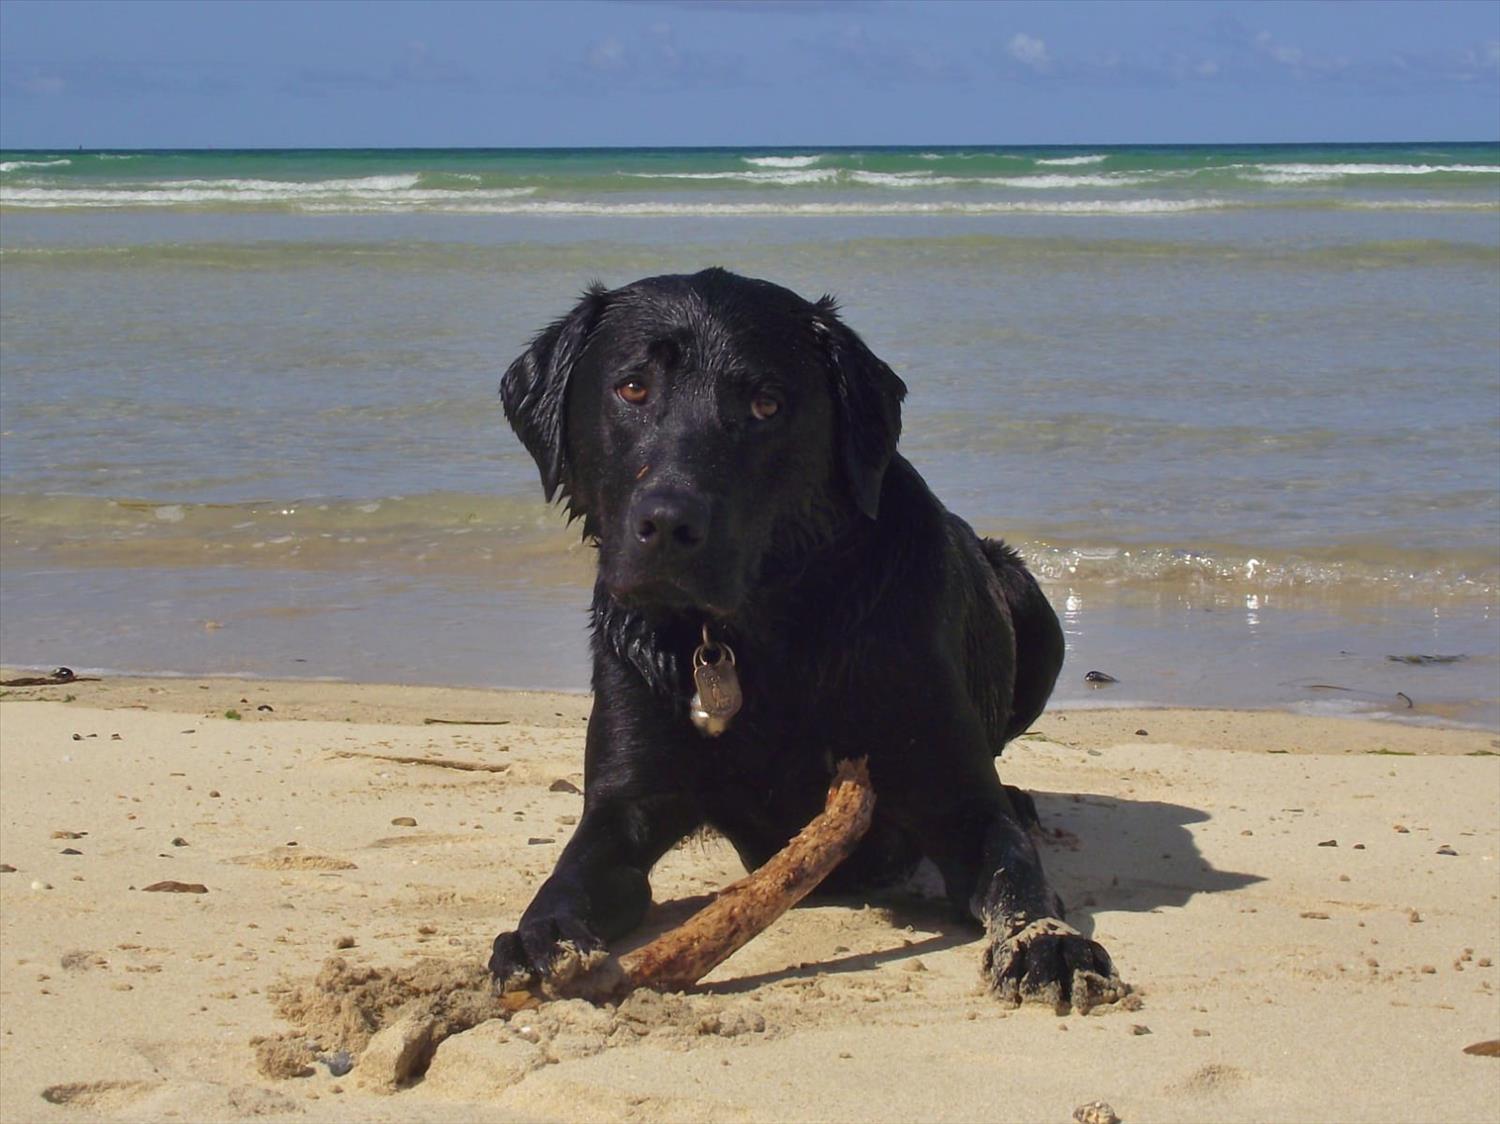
[502,268,906,618]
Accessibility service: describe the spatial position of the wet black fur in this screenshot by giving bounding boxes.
[491,268,1114,1002]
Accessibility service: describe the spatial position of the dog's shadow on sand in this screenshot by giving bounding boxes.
[621,790,1262,992]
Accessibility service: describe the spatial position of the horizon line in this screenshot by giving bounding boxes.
[3,138,1499,154]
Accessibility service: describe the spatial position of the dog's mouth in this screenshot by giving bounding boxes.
[608,577,738,619]
[604,560,746,620]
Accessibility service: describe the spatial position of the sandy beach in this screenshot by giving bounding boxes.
[0,674,1495,1122]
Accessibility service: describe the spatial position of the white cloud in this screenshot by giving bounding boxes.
[1007,33,1050,71]
[19,72,67,96]
[586,37,628,73]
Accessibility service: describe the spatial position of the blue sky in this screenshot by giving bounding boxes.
[1,0,1497,148]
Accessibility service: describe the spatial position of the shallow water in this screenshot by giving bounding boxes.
[2,145,1497,725]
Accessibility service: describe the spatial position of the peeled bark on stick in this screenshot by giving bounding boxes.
[510,757,876,1005]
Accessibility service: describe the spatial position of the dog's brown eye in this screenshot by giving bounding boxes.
[750,394,780,421]
[616,379,649,405]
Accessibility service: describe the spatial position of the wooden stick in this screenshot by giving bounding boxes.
[515,757,876,1005]
[617,756,875,993]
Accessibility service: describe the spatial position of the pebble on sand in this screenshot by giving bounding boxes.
[142,880,209,894]
[1073,1101,1121,1124]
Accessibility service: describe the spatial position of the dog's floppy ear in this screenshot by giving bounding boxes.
[500,283,610,502]
[813,296,908,519]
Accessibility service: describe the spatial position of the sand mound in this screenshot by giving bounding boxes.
[232,847,358,871]
[257,953,775,1093]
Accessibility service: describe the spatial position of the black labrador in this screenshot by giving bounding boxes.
[492,268,1122,1011]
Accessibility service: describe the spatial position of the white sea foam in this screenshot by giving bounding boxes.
[0,158,72,172]
[848,171,1149,189]
[741,154,821,167]
[624,168,838,185]
[1246,162,1500,182]
[1035,154,1108,166]
[0,181,537,208]
[291,197,1234,217]
[153,173,425,193]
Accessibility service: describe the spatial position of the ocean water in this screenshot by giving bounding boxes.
[2,144,1497,726]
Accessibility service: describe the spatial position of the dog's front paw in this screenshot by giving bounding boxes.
[488,915,606,994]
[981,917,1127,1014]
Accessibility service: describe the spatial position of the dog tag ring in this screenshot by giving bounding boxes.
[690,630,742,737]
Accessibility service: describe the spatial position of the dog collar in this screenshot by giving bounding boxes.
[689,624,742,737]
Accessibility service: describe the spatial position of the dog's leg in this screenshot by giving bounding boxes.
[967,790,1124,1012]
[891,724,1123,1013]
[490,656,707,990]
[488,791,699,989]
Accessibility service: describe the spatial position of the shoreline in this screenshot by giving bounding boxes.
[4,667,1498,742]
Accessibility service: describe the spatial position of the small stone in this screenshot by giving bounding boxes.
[1240,829,1253,836]
[59,848,82,856]
[1408,909,1423,923]
[527,837,555,846]
[333,936,355,950]
[1479,958,1492,968]
[0,864,16,873]
[548,779,582,794]
[1134,729,1149,737]
[390,817,417,827]
[171,837,189,847]
[51,830,86,839]
[1353,843,1365,850]
[31,880,53,891]
[208,790,221,798]
[1193,1028,1211,1037]
[1394,824,1409,833]
[1420,964,1437,974]
[1083,670,1118,684]
[257,704,274,712]
[356,1014,436,1093]
[1130,1024,1151,1035]
[1300,911,1330,920]
[1072,1100,1120,1124]
[1318,839,1337,847]
[1436,845,1458,856]
[1339,875,1350,882]
[141,880,208,894]
[322,1050,353,1077]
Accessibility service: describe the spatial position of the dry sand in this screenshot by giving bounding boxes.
[1,674,1497,1122]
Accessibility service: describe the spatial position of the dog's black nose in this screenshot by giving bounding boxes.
[631,489,709,555]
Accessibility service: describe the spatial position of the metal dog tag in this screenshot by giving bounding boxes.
[689,634,742,737]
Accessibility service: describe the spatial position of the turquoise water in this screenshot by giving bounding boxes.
[3,144,1500,213]
[2,145,1497,724]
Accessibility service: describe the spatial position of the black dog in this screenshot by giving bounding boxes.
[492,268,1122,1010]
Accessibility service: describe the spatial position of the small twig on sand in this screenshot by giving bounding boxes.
[331,751,511,774]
